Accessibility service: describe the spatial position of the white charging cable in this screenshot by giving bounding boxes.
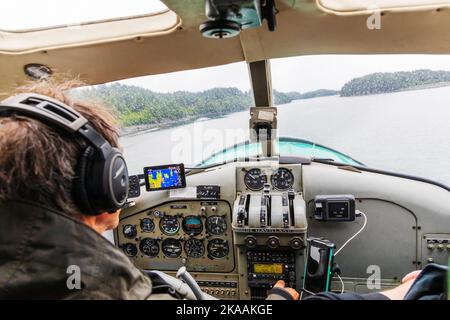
[336,274,345,294]
[332,210,367,294]
[333,210,367,257]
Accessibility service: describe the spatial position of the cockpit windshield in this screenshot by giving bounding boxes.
[72,55,450,185]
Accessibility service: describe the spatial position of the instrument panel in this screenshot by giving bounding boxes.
[116,200,235,273]
[119,162,305,299]
[238,165,302,193]
[117,158,449,299]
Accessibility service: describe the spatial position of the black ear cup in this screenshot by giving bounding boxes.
[73,146,97,215]
[108,152,129,208]
[83,148,129,215]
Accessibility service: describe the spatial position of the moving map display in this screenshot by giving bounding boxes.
[143,163,186,192]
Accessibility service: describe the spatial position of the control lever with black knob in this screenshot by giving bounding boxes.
[237,208,246,226]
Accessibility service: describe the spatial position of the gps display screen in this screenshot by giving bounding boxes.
[143,163,186,192]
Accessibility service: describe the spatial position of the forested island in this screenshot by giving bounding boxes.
[340,69,450,96]
[72,69,450,132]
[74,84,307,129]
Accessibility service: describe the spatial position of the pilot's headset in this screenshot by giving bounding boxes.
[0,93,129,215]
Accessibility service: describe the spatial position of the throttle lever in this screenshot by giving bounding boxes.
[176,266,205,300]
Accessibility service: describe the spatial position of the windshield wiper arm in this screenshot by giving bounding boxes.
[312,158,335,162]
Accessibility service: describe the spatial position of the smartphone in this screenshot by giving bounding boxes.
[303,237,335,294]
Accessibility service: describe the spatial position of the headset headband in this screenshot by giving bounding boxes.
[0,93,112,159]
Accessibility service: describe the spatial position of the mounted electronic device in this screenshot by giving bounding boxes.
[200,0,277,39]
[143,163,186,192]
[314,195,356,221]
[302,237,336,295]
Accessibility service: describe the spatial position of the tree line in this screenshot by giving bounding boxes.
[340,69,450,96]
[73,84,305,127]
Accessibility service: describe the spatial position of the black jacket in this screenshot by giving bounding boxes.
[0,200,154,299]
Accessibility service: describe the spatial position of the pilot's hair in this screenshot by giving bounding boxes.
[0,76,120,217]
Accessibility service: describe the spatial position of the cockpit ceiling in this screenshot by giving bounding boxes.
[317,0,450,14]
[3,0,450,95]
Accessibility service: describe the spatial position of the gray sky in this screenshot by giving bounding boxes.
[119,55,450,93]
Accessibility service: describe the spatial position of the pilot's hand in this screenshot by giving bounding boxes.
[273,280,300,300]
[401,270,421,283]
[380,269,422,300]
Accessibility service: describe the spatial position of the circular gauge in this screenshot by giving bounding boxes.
[139,238,159,257]
[162,238,182,258]
[122,243,137,257]
[207,239,229,259]
[206,215,227,235]
[182,215,203,236]
[271,168,294,190]
[140,218,155,233]
[244,168,267,191]
[123,224,137,239]
[185,238,205,258]
[160,216,180,235]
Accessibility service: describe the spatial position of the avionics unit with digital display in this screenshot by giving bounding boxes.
[143,163,186,192]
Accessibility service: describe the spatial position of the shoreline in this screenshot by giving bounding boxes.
[120,117,200,137]
[119,113,235,137]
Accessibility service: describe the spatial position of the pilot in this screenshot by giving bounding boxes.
[0,78,298,300]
